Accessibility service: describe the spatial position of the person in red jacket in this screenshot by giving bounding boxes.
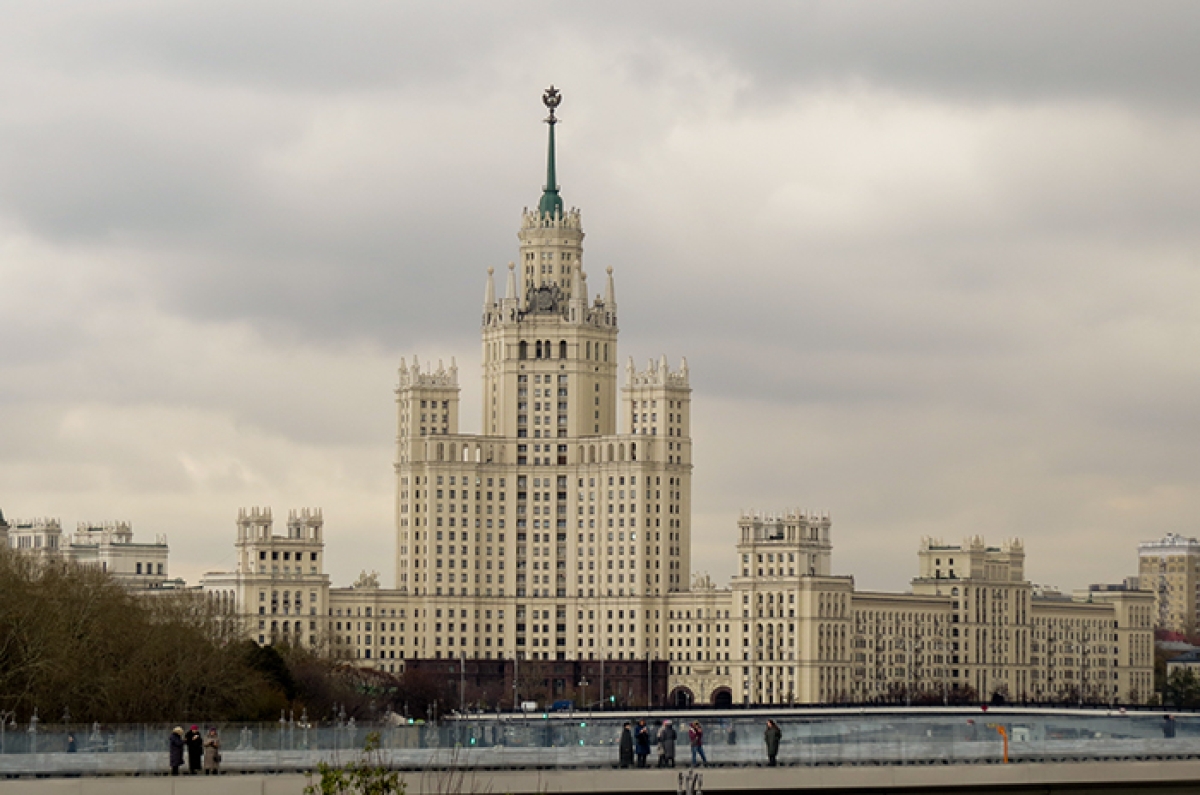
[687,721,708,767]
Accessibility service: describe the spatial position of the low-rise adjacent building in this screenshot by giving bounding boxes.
[1165,650,1200,679]
[200,505,1153,706]
[1,510,172,590]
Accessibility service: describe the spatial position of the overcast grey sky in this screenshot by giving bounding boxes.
[2,1,1199,592]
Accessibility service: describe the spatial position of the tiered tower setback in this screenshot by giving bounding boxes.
[390,86,694,664]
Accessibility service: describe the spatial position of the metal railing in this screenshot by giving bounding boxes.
[0,708,1194,777]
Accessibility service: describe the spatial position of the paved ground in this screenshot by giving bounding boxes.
[5,760,1200,795]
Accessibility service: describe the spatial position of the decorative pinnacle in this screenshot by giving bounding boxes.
[543,85,562,124]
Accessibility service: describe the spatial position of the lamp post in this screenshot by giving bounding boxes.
[28,708,38,755]
[1077,638,1087,705]
[937,626,948,706]
[578,677,589,710]
[894,636,911,707]
[600,657,605,710]
[1076,642,1086,707]
[647,652,653,709]
[0,711,15,754]
[335,703,346,754]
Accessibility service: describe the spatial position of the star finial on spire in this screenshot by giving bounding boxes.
[543,85,561,125]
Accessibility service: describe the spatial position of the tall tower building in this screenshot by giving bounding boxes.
[200,90,1154,705]
[392,87,692,661]
[1137,532,1200,634]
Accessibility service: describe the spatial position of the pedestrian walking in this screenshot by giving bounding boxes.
[688,721,708,766]
[66,733,76,753]
[168,727,185,776]
[184,724,203,774]
[764,719,781,766]
[659,719,677,767]
[634,719,651,768]
[203,727,221,775]
[618,722,634,768]
[1164,714,1177,739]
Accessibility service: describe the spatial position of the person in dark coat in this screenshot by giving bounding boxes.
[184,725,203,774]
[168,727,185,775]
[658,719,677,767]
[618,722,634,768]
[634,719,651,768]
[764,719,782,766]
[1164,714,1177,738]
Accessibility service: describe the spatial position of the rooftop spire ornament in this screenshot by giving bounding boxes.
[543,85,562,124]
[538,85,564,217]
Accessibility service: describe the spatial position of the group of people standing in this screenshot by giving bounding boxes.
[168,717,783,773]
[168,725,221,775]
[618,719,709,768]
[618,718,786,768]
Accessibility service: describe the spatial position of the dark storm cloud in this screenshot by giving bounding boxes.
[16,2,1200,106]
[3,1,1196,349]
[1,2,1199,589]
[8,3,513,93]
[559,1,1200,109]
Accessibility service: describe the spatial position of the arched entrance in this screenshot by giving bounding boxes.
[710,687,733,709]
[669,686,694,708]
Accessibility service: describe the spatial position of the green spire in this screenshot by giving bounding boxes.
[538,85,563,217]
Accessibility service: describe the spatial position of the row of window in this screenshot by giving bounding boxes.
[516,341,607,361]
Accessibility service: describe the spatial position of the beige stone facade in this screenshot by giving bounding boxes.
[910,538,1032,700]
[199,507,330,648]
[1031,586,1155,704]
